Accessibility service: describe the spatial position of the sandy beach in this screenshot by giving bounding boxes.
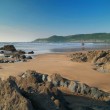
[0,52,110,92]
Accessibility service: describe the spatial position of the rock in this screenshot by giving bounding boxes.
[48,73,63,86]
[26,56,32,59]
[0,70,109,110]
[72,106,94,110]
[20,55,26,59]
[4,55,10,57]
[80,83,91,95]
[68,81,78,93]
[0,51,4,54]
[9,60,14,63]
[60,79,70,87]
[17,50,26,54]
[0,77,34,110]
[14,59,21,62]
[0,59,4,63]
[54,99,60,109]
[28,51,34,54]
[42,74,48,82]
[81,56,87,62]
[90,87,104,99]
[70,50,110,73]
[12,53,20,59]
[4,60,9,63]
[0,45,16,52]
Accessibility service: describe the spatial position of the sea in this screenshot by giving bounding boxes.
[0,42,110,55]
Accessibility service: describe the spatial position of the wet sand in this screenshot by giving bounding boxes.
[0,52,110,92]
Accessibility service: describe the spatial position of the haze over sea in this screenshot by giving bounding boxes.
[0,42,110,55]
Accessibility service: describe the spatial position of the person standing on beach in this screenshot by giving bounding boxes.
[81,41,85,50]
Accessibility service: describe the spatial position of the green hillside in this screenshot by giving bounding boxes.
[33,33,110,42]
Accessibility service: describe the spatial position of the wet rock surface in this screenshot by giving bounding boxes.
[0,45,34,63]
[70,50,110,73]
[0,70,109,110]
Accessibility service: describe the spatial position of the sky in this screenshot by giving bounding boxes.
[0,0,110,42]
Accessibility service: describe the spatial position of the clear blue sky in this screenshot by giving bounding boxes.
[0,0,110,42]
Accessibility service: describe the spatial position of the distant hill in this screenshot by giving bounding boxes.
[33,33,110,43]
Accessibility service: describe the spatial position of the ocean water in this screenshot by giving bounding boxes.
[0,42,110,55]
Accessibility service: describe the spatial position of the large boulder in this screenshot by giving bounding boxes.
[0,45,16,52]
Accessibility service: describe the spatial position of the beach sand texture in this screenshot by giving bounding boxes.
[0,53,110,92]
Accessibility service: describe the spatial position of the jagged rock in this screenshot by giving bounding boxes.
[70,53,88,62]
[0,76,34,110]
[70,50,110,73]
[68,81,78,93]
[0,70,109,110]
[60,79,70,87]
[80,83,91,95]
[47,73,63,86]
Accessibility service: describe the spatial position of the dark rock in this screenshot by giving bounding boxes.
[26,56,32,59]
[20,55,26,59]
[0,45,16,52]
[5,55,10,57]
[17,50,26,54]
[12,53,20,59]
[72,106,94,110]
[28,51,34,54]
[0,51,4,54]
[81,56,87,62]
[0,59,4,63]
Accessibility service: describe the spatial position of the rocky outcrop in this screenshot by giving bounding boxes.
[0,45,34,63]
[70,52,88,62]
[0,77,34,110]
[0,45,16,52]
[0,70,110,110]
[70,50,110,73]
